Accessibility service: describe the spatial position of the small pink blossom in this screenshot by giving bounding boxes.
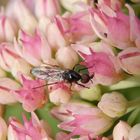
[117,47,140,75]
[79,48,121,85]
[8,112,52,140]
[90,4,140,49]
[51,102,113,139]
[54,11,96,44]
[12,75,46,112]
[15,29,52,66]
[0,42,31,79]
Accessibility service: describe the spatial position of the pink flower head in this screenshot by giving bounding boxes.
[12,75,46,112]
[15,29,52,66]
[51,102,113,139]
[79,48,121,85]
[90,4,140,49]
[55,11,96,43]
[8,112,51,140]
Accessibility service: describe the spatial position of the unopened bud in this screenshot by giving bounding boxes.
[113,121,131,140]
[56,47,79,69]
[79,85,101,101]
[129,123,140,140]
[49,88,71,105]
[98,92,128,118]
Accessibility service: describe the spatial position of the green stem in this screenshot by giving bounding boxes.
[127,97,140,113]
[108,76,140,91]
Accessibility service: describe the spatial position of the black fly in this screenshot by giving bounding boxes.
[31,64,94,88]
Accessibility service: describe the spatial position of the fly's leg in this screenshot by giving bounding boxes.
[32,82,58,89]
[75,82,89,88]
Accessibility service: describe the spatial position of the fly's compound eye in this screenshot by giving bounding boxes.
[81,74,90,83]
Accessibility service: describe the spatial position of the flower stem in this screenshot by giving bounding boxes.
[127,97,140,113]
[108,76,140,91]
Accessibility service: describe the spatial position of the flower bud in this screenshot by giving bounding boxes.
[38,17,51,34]
[129,123,140,140]
[49,88,71,105]
[79,85,101,101]
[46,22,66,50]
[118,47,140,75]
[0,117,7,140]
[0,15,18,42]
[56,47,79,69]
[113,121,131,140]
[6,0,37,33]
[98,92,128,118]
[60,0,88,12]
[35,0,61,19]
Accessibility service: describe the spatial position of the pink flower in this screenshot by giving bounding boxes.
[54,11,96,44]
[0,78,20,104]
[90,3,140,49]
[56,131,109,140]
[79,48,121,85]
[51,102,113,139]
[35,0,61,19]
[117,47,140,75]
[12,75,46,112]
[15,29,52,66]
[0,42,31,79]
[97,0,124,15]
[8,112,52,140]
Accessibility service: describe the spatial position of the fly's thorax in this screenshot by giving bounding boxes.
[62,70,81,82]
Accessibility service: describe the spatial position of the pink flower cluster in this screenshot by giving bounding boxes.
[0,0,139,140]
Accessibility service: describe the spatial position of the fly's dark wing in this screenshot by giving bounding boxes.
[31,65,65,82]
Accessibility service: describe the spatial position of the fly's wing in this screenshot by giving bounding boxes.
[31,65,65,82]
